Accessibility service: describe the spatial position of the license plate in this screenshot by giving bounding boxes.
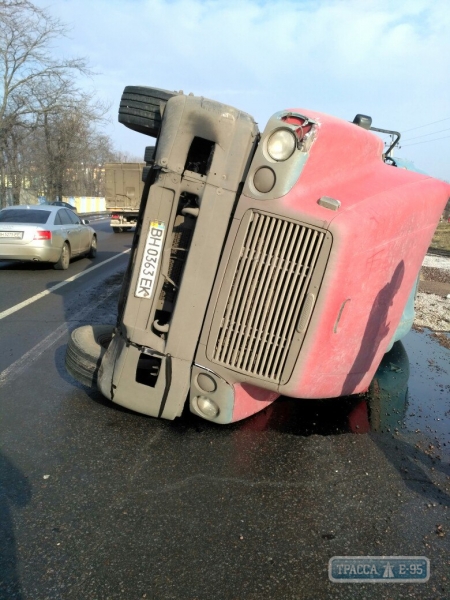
[0,231,23,239]
[135,221,165,299]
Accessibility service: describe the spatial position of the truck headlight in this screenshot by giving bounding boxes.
[195,396,220,418]
[267,129,296,161]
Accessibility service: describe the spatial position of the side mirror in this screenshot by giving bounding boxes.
[82,219,90,225]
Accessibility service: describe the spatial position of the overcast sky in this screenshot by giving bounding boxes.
[35,0,449,181]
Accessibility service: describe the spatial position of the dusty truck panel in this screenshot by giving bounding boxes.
[66,86,450,425]
[99,95,259,420]
[196,111,447,401]
[105,163,145,232]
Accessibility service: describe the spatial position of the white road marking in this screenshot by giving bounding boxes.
[0,322,70,386]
[0,249,130,321]
[0,284,121,387]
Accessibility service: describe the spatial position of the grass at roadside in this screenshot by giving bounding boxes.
[430,220,450,252]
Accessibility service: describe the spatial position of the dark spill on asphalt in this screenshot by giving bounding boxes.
[188,330,449,454]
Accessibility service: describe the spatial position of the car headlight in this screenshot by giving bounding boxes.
[266,129,297,161]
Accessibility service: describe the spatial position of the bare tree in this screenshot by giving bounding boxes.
[0,0,91,205]
[111,150,144,163]
[37,96,113,200]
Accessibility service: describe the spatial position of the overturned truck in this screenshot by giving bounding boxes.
[66,86,449,424]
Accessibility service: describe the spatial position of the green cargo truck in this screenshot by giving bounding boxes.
[105,162,145,232]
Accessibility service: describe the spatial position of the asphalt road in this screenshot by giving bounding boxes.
[0,221,449,600]
[0,219,131,375]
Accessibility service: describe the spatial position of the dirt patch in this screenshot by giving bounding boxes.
[421,266,450,285]
[415,292,450,331]
[414,255,450,348]
[430,221,450,252]
[418,279,450,296]
[432,332,450,350]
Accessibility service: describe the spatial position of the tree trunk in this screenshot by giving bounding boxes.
[10,132,21,205]
[0,139,7,208]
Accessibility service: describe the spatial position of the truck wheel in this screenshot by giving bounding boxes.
[118,86,176,137]
[54,242,70,270]
[347,341,409,433]
[112,227,122,233]
[367,340,409,432]
[142,165,151,182]
[144,145,156,163]
[65,325,115,388]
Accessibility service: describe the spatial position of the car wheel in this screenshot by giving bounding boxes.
[118,86,177,137]
[54,242,70,270]
[65,324,115,388]
[87,235,97,258]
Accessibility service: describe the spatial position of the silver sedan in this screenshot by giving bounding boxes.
[0,205,97,269]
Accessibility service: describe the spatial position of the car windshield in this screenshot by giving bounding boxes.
[0,209,51,224]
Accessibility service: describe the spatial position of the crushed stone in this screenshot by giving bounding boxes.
[414,255,450,336]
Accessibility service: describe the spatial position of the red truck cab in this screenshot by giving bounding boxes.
[66,87,449,424]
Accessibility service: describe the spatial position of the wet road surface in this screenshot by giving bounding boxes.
[0,228,449,599]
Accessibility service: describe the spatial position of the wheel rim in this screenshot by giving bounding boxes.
[92,238,97,251]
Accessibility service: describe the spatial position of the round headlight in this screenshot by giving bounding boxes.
[253,167,276,193]
[195,396,220,418]
[267,129,296,161]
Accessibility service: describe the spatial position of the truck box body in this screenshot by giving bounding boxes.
[105,163,145,231]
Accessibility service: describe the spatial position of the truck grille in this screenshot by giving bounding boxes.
[213,212,326,382]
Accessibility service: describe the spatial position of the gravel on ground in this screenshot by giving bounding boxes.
[413,254,450,348]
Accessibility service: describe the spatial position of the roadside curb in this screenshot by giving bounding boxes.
[418,280,450,296]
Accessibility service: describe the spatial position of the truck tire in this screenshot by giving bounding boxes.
[112,227,122,233]
[367,340,409,432]
[144,145,156,163]
[118,86,176,137]
[65,325,115,388]
[347,341,409,434]
[142,165,151,182]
